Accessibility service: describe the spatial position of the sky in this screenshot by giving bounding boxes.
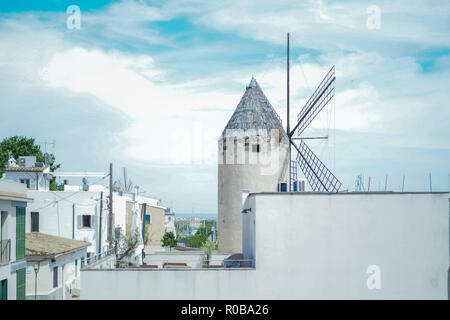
[0,0,449,213]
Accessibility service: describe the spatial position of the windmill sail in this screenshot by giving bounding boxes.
[292,65,335,136]
[294,139,341,192]
[288,64,341,192]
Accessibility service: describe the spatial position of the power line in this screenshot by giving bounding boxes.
[30,174,109,212]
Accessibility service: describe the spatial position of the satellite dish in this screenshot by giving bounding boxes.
[82,177,89,191]
[44,153,53,165]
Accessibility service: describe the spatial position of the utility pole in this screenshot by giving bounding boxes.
[108,163,113,248]
[98,191,103,254]
[402,175,405,192]
[287,32,291,192]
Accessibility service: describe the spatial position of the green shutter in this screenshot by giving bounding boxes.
[16,207,25,260]
[0,279,7,300]
[75,259,78,277]
[16,268,26,300]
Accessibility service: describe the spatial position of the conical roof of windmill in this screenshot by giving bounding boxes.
[220,77,287,139]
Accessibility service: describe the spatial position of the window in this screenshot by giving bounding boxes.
[82,215,92,228]
[81,256,85,268]
[145,214,151,225]
[75,259,78,277]
[53,266,58,288]
[31,212,39,232]
[19,179,30,189]
[244,137,250,151]
[252,144,260,152]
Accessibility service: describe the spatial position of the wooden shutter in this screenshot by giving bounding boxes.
[16,207,25,260]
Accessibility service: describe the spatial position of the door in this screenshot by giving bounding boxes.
[0,279,7,300]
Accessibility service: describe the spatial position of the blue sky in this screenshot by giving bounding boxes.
[0,0,449,213]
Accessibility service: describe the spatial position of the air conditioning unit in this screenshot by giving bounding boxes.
[277,182,288,192]
[293,179,307,192]
[18,156,36,168]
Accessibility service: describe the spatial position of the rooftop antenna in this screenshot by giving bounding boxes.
[355,174,365,192]
[38,139,56,153]
[429,172,432,192]
[286,32,341,192]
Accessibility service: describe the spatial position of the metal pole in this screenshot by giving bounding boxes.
[367,176,371,192]
[98,192,103,254]
[402,175,405,192]
[429,172,432,192]
[385,175,388,191]
[72,203,75,239]
[34,269,37,300]
[287,32,291,192]
[109,163,113,248]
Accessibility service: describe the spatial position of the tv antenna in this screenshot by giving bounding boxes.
[38,139,56,153]
[286,32,341,192]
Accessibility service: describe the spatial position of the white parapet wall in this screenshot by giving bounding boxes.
[81,192,449,300]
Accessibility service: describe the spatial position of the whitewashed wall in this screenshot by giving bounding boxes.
[81,192,449,300]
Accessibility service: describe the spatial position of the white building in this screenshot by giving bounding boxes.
[218,77,290,253]
[25,232,89,300]
[0,180,32,300]
[3,156,53,191]
[81,192,449,299]
[164,208,176,237]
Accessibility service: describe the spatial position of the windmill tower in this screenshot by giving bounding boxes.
[218,77,290,253]
[218,33,341,254]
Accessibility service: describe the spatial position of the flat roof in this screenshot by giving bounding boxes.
[248,191,449,197]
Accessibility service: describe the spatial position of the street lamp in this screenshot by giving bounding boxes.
[33,262,40,300]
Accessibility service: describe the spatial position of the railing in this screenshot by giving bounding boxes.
[143,257,254,269]
[0,239,11,265]
[82,248,115,268]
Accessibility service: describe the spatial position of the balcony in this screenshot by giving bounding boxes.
[0,239,11,265]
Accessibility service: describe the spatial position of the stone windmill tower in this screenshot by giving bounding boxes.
[218,77,290,253]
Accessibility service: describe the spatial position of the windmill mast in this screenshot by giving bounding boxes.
[287,32,291,192]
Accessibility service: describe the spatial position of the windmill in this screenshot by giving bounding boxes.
[285,33,341,192]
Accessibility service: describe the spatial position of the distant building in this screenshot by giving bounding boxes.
[3,155,53,191]
[144,204,167,247]
[164,208,176,237]
[0,180,32,300]
[218,77,290,253]
[25,232,89,300]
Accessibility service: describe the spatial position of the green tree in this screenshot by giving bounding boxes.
[0,136,60,178]
[161,231,178,249]
[202,240,216,266]
[109,228,141,268]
